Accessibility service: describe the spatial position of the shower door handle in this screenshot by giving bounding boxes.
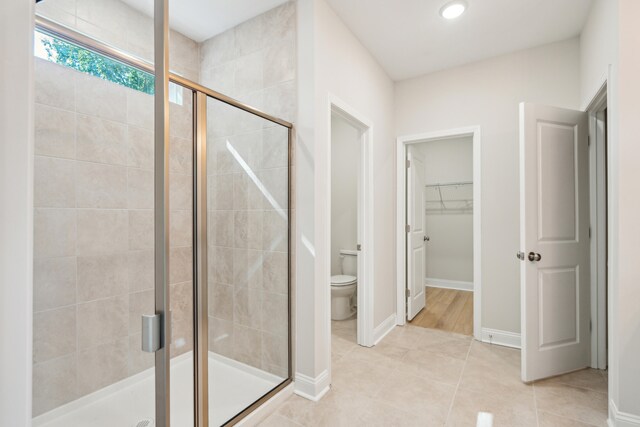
[141,314,161,353]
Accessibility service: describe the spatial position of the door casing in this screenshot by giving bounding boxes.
[396,126,482,341]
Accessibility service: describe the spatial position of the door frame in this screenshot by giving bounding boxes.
[326,94,375,347]
[396,126,482,340]
[586,82,608,370]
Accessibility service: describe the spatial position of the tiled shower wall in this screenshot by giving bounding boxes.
[202,1,296,379]
[33,0,296,416]
[32,58,194,416]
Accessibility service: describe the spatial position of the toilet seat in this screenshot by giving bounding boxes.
[331,274,357,286]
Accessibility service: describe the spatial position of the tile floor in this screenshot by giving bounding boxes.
[260,319,609,427]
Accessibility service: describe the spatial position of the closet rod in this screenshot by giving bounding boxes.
[425,181,472,188]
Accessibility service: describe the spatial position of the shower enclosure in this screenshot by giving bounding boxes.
[32,1,293,425]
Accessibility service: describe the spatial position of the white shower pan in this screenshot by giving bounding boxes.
[33,352,284,427]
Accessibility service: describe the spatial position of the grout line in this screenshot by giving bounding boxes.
[444,336,473,425]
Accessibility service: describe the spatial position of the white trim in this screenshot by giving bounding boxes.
[424,278,473,292]
[327,94,376,349]
[396,126,482,341]
[609,399,640,427]
[236,383,294,427]
[587,83,608,370]
[481,328,521,349]
[373,314,397,345]
[293,370,330,402]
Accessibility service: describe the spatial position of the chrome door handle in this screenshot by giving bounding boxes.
[527,252,542,262]
[424,236,430,242]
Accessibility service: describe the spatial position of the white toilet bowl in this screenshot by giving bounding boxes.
[331,274,357,320]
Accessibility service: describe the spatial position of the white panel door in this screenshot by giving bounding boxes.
[407,148,426,320]
[520,102,590,382]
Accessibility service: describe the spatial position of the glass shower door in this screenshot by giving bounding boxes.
[204,95,291,426]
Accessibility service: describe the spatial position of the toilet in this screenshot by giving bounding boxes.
[331,250,357,320]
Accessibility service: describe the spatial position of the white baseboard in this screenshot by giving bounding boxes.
[609,399,640,427]
[237,383,294,427]
[293,369,330,401]
[481,328,521,349]
[425,278,473,292]
[373,314,397,345]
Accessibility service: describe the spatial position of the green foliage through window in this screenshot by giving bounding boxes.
[37,31,154,95]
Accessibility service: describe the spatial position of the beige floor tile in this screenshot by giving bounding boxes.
[374,370,456,425]
[399,348,467,386]
[276,389,370,427]
[534,382,608,426]
[331,335,358,363]
[537,411,605,427]
[459,341,533,398]
[258,413,303,426]
[357,399,430,426]
[537,368,608,393]
[331,357,392,398]
[447,386,537,427]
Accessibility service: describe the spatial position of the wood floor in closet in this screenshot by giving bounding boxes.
[409,286,473,336]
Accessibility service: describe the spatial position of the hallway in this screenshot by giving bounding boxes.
[260,324,608,426]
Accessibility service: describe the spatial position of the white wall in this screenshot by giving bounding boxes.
[294,0,396,398]
[395,38,581,335]
[580,0,617,108]
[416,137,473,283]
[315,0,396,327]
[615,1,640,418]
[0,0,34,425]
[330,114,359,275]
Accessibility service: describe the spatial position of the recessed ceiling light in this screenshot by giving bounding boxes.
[440,1,467,20]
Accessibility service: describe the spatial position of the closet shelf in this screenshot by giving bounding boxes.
[424,181,473,214]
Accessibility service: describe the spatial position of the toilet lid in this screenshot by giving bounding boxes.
[331,275,356,286]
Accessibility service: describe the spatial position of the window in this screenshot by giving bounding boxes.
[34,30,183,105]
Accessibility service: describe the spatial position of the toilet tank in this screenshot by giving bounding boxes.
[340,250,358,276]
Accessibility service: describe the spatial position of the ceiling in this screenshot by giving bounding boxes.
[325,0,594,81]
[120,0,289,42]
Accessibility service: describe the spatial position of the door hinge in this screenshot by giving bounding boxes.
[406,224,410,233]
[406,288,410,299]
[406,159,411,168]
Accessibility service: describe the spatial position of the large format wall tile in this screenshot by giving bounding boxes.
[76,209,128,255]
[33,256,77,312]
[76,253,128,302]
[77,294,128,349]
[32,354,78,416]
[77,338,129,396]
[34,156,76,208]
[75,73,127,122]
[76,162,128,209]
[33,307,77,363]
[35,60,75,112]
[34,208,77,258]
[34,104,76,159]
[76,114,128,165]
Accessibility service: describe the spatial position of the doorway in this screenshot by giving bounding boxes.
[396,127,482,340]
[327,96,374,350]
[406,137,474,336]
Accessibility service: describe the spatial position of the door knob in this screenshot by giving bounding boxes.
[424,236,430,242]
[527,252,542,262]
